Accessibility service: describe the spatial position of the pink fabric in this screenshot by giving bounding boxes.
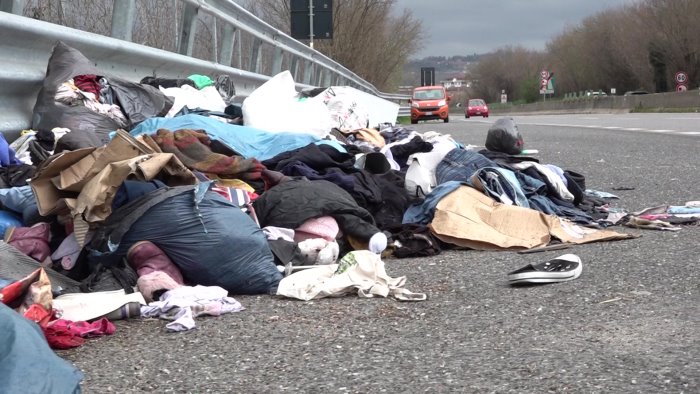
[294,216,339,242]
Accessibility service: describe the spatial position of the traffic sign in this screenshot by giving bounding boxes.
[540,70,549,79]
[675,71,688,84]
[676,84,688,92]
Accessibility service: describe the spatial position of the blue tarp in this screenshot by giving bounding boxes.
[0,303,83,393]
[129,114,345,161]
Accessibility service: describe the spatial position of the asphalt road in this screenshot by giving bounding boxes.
[60,113,699,393]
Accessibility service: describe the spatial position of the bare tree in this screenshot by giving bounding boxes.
[242,0,423,91]
[469,46,546,103]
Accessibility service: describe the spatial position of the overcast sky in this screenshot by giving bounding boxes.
[395,0,636,58]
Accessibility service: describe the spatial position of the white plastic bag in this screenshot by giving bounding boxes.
[161,85,226,117]
[405,135,459,198]
[315,87,370,131]
[242,71,332,137]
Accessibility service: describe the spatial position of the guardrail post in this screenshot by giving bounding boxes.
[219,25,236,66]
[291,56,300,80]
[211,17,218,62]
[314,66,323,86]
[320,69,331,87]
[303,61,314,85]
[250,38,263,74]
[111,0,135,41]
[178,3,199,56]
[272,46,284,75]
[0,0,23,14]
[235,29,242,69]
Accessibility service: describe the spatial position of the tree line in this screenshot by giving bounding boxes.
[469,0,699,103]
[20,0,423,93]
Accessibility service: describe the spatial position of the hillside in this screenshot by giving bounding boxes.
[402,55,481,86]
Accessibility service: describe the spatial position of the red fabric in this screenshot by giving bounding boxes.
[44,325,86,350]
[73,74,101,98]
[49,318,116,337]
[19,303,84,349]
[19,304,117,349]
[43,318,116,350]
[23,303,53,327]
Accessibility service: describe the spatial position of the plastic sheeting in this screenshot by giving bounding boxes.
[130,114,345,162]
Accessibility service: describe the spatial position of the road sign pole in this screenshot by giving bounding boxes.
[308,0,314,48]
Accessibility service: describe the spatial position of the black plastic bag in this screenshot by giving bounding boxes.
[32,41,173,142]
[485,117,524,155]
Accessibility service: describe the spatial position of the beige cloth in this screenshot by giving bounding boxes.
[276,251,426,301]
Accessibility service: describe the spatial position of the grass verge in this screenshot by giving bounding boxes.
[396,116,411,125]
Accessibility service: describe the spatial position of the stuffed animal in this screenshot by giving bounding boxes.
[297,238,339,265]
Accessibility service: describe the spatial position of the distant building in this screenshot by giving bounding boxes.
[440,78,467,90]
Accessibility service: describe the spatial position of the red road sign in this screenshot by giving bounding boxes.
[675,71,688,84]
[676,84,688,92]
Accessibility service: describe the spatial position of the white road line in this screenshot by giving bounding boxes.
[503,121,699,137]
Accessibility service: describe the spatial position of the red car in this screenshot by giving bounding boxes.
[465,98,489,118]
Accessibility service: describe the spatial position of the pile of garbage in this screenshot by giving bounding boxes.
[2,42,699,388]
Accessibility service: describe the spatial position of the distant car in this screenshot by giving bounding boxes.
[465,99,488,118]
[588,91,608,97]
[624,90,650,96]
[410,86,450,124]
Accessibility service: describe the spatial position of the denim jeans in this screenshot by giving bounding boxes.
[436,148,499,185]
[403,181,466,224]
[472,167,530,207]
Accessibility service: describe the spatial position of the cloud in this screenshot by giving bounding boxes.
[395,0,635,57]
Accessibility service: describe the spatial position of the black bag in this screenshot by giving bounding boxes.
[32,42,173,141]
[386,224,442,258]
[79,258,138,293]
[485,117,524,155]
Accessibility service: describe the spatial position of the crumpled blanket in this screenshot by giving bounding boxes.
[141,285,245,332]
[153,128,264,181]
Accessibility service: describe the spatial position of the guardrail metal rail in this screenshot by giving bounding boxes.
[0,0,409,138]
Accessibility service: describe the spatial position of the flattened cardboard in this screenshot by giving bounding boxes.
[430,186,551,250]
[30,148,96,216]
[76,153,196,222]
[429,186,635,250]
[53,130,152,193]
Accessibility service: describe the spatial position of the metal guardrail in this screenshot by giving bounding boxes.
[0,0,409,138]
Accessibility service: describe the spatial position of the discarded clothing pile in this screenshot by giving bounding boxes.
[5,42,694,388]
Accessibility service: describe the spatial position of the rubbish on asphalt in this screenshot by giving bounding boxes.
[507,254,583,285]
[1,42,697,381]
